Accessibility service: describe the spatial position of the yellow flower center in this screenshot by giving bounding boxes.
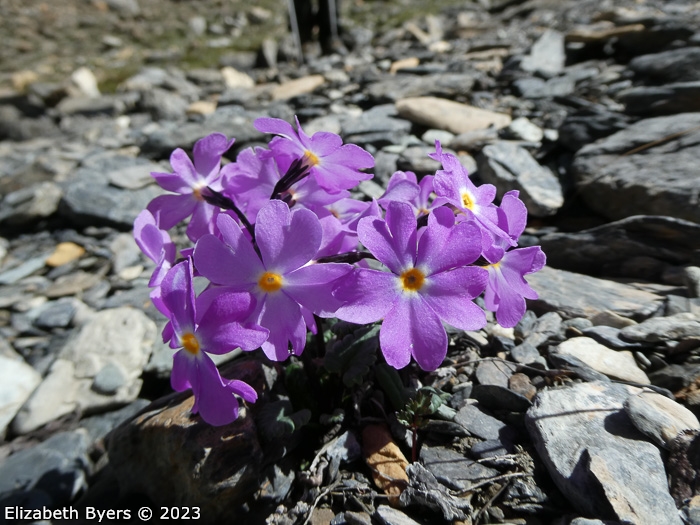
[461,191,474,210]
[258,271,283,293]
[182,332,200,355]
[400,268,425,292]
[303,150,320,167]
[192,186,205,202]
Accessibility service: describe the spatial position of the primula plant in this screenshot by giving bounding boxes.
[134,117,546,426]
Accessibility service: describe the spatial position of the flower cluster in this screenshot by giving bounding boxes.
[134,118,545,425]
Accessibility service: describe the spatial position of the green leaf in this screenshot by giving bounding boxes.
[324,324,380,387]
[257,400,311,441]
[375,362,410,411]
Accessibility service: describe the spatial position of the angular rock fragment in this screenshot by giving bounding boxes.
[526,381,682,525]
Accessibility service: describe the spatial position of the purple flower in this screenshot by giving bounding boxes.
[333,202,487,371]
[254,116,374,192]
[148,133,235,241]
[133,209,176,288]
[159,259,268,426]
[482,191,546,327]
[193,200,352,361]
[379,171,436,217]
[430,142,515,246]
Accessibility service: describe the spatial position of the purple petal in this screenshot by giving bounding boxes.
[308,131,343,156]
[192,133,234,182]
[416,207,482,274]
[193,215,262,288]
[147,193,198,230]
[378,179,420,209]
[283,263,353,316]
[333,269,398,324]
[160,260,195,336]
[171,349,193,392]
[421,267,488,331]
[258,292,306,361]
[498,191,527,239]
[228,379,257,403]
[195,289,268,353]
[380,295,448,371]
[186,201,218,242]
[151,171,192,194]
[254,117,299,142]
[255,201,321,274]
[169,148,199,187]
[193,352,243,426]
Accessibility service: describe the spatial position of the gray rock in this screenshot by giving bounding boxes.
[0,255,47,285]
[520,30,566,78]
[140,105,264,159]
[582,325,643,350]
[375,505,423,525]
[33,298,77,329]
[454,404,514,442]
[477,141,563,217]
[420,445,498,491]
[80,398,152,442]
[342,104,412,147]
[624,390,700,449]
[620,312,700,343]
[108,360,266,521]
[367,73,476,103]
[396,145,443,176]
[525,381,682,525]
[0,430,91,508]
[0,182,62,225]
[59,154,164,229]
[512,76,575,99]
[511,342,544,365]
[685,266,700,298]
[12,307,156,434]
[629,47,700,83]
[472,383,533,412]
[475,359,515,388]
[0,355,41,439]
[527,266,664,321]
[92,362,127,395]
[620,82,700,116]
[553,337,649,384]
[573,113,700,223]
[502,117,544,143]
[558,108,630,152]
[119,67,201,100]
[140,87,189,121]
[55,95,125,117]
[540,215,700,279]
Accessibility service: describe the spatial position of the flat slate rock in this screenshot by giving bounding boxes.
[620,81,700,116]
[553,337,649,384]
[572,113,700,223]
[419,445,498,491]
[620,312,700,343]
[59,154,164,229]
[477,141,564,217]
[525,381,682,525]
[540,215,700,279]
[527,266,664,321]
[367,73,477,103]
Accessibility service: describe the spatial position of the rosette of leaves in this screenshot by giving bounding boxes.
[324,323,380,387]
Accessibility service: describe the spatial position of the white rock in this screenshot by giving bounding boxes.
[221,67,255,90]
[554,337,649,384]
[0,356,41,438]
[625,390,700,448]
[396,96,511,135]
[12,307,156,434]
[70,67,100,98]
